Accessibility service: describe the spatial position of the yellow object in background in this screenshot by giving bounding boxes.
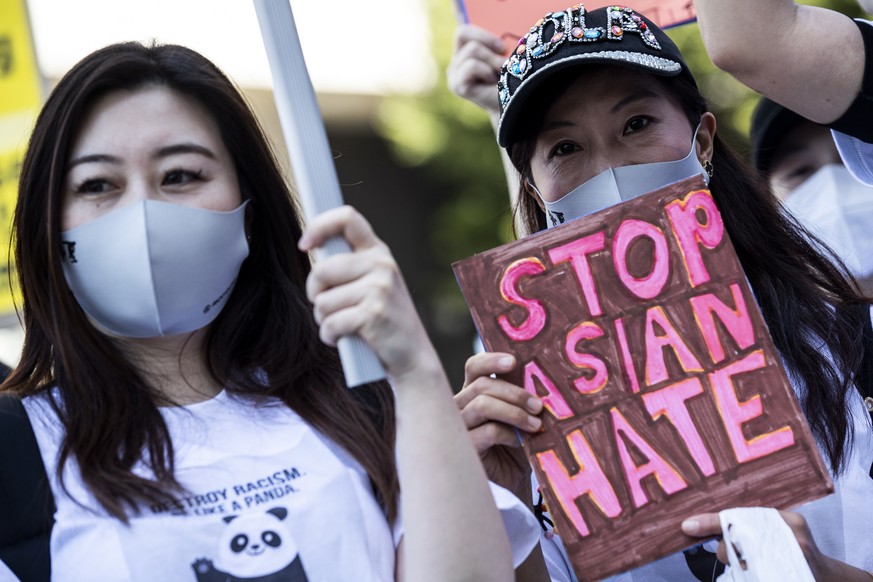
[0,0,42,317]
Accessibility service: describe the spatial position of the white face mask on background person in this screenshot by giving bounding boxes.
[783,164,873,278]
[541,130,710,228]
[61,199,250,338]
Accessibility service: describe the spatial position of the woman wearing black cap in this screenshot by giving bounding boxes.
[450,5,873,580]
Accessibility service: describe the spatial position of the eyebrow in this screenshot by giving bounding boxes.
[154,143,217,160]
[540,119,576,133]
[539,89,661,133]
[609,89,660,114]
[67,143,217,170]
[67,153,120,170]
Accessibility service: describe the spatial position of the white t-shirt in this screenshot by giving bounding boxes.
[18,390,398,581]
[8,389,539,581]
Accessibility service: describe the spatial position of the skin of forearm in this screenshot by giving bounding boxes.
[814,553,873,581]
[693,0,798,73]
[693,0,864,123]
[393,357,514,582]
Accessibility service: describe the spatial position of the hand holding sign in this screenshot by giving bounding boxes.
[455,351,541,494]
[453,176,833,581]
[456,0,696,55]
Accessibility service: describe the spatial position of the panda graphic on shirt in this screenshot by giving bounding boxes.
[192,507,308,582]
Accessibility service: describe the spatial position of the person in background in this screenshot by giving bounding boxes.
[448,4,873,580]
[751,97,873,294]
[691,0,873,186]
[0,41,535,581]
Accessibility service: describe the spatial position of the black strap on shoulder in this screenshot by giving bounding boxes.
[683,544,725,582]
[0,394,55,582]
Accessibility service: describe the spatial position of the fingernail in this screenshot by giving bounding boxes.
[681,519,699,534]
[527,416,542,431]
[526,397,542,413]
[498,355,514,368]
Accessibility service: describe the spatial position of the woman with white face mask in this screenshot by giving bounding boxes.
[450,5,873,581]
[752,97,873,294]
[0,42,532,582]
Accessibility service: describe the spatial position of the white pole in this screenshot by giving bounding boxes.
[253,0,386,387]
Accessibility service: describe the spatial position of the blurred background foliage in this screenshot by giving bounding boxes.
[374,0,864,374]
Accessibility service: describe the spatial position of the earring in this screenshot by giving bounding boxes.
[703,160,714,178]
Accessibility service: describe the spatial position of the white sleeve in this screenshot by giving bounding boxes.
[488,481,541,568]
[526,471,579,581]
[833,128,873,186]
[540,531,579,582]
[0,560,20,582]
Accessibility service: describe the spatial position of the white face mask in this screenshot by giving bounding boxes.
[783,164,873,278]
[541,129,709,228]
[61,200,250,338]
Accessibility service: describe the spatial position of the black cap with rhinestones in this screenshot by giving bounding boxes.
[497,4,694,148]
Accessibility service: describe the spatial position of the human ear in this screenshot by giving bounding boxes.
[523,177,546,212]
[695,112,717,165]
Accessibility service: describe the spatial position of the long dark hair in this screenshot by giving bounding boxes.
[507,66,868,474]
[5,42,398,522]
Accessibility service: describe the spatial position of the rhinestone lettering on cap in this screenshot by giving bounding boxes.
[496,4,687,147]
[503,4,662,85]
[497,4,671,113]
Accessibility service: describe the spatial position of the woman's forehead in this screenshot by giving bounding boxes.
[69,86,226,161]
[545,68,669,115]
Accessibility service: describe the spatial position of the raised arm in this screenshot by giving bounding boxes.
[448,24,521,210]
[693,0,865,124]
[299,206,514,582]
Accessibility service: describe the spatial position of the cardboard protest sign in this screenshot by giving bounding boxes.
[453,176,833,581]
[456,0,696,54]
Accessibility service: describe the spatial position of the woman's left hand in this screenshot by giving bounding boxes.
[681,510,872,580]
[301,208,517,582]
[298,206,436,380]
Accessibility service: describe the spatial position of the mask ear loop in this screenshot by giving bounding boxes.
[523,177,565,228]
[523,177,543,200]
[691,121,713,183]
[523,177,548,210]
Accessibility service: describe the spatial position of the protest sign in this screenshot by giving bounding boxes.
[456,0,696,54]
[453,175,833,580]
[0,0,42,317]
